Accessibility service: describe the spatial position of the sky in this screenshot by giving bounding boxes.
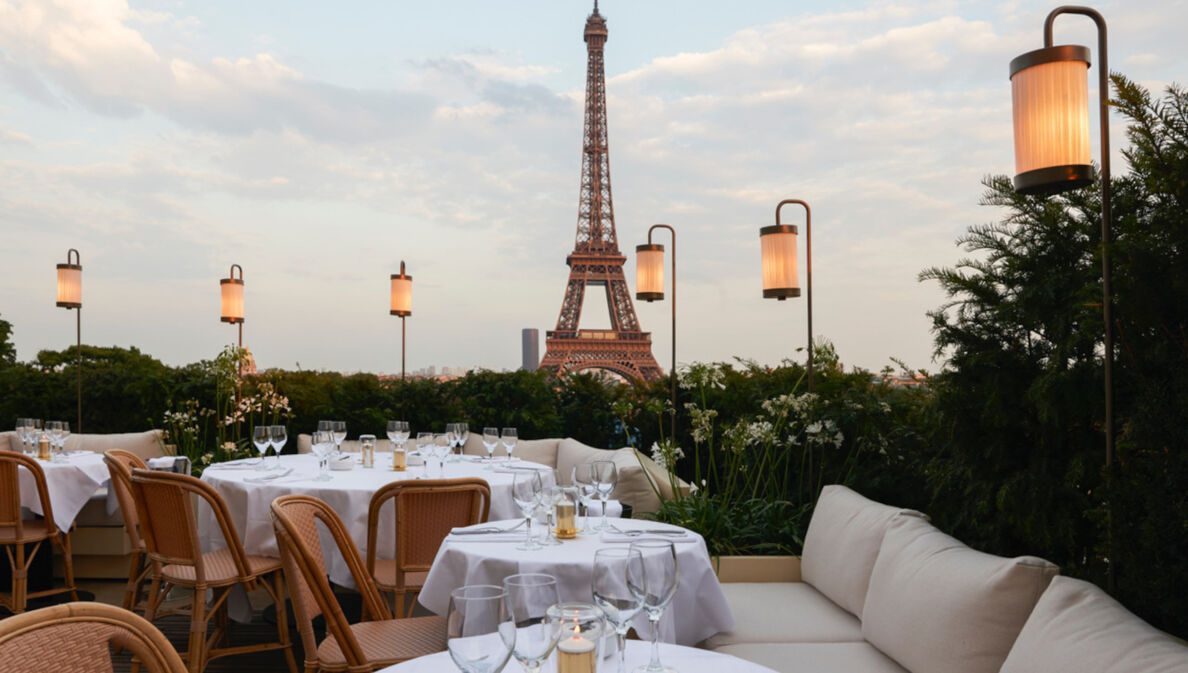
[2,0,1186,377]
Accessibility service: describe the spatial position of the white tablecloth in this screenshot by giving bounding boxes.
[418,517,734,646]
[17,452,109,531]
[198,453,558,587]
[375,640,776,673]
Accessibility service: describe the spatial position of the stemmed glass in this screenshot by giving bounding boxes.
[386,420,409,450]
[15,419,29,456]
[593,548,647,673]
[310,430,335,481]
[58,421,70,457]
[434,433,452,476]
[539,483,564,546]
[592,460,618,532]
[481,427,499,469]
[445,424,460,463]
[511,471,543,551]
[446,585,516,673]
[572,464,599,533]
[252,426,271,468]
[501,427,518,462]
[456,422,469,459]
[627,539,680,673]
[503,574,562,673]
[331,421,347,457]
[269,425,287,470]
[46,421,62,462]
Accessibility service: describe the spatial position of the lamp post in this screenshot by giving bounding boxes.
[761,199,814,393]
[1010,6,1114,589]
[636,224,676,439]
[56,248,82,432]
[390,261,412,380]
[220,264,245,349]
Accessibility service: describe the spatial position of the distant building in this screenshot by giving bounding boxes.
[522,328,540,372]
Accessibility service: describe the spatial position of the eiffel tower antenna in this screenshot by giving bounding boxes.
[539,3,662,382]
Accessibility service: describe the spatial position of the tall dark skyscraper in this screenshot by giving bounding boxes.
[522,328,540,372]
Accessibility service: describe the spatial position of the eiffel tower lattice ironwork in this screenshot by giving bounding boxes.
[539,2,662,382]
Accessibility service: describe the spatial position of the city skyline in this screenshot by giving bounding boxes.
[3,0,1186,376]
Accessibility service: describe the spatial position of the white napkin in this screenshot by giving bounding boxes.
[329,455,355,471]
[147,456,177,469]
[446,532,527,543]
[598,530,697,544]
[585,500,623,518]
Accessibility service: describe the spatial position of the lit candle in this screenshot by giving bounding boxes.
[556,502,577,538]
[391,447,406,471]
[557,626,596,673]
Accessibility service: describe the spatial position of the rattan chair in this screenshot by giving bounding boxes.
[0,451,78,614]
[365,478,490,617]
[271,494,446,673]
[103,449,151,613]
[129,468,297,673]
[0,601,187,672]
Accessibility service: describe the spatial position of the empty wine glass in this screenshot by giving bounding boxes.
[512,471,543,551]
[456,422,470,459]
[386,420,409,449]
[482,427,499,469]
[46,421,63,462]
[331,421,347,456]
[252,425,271,468]
[593,548,646,673]
[447,585,516,673]
[572,463,599,533]
[445,424,460,463]
[540,483,564,546]
[269,425,287,469]
[503,574,562,673]
[415,431,433,479]
[14,419,28,455]
[592,460,618,532]
[434,433,452,476]
[501,427,518,461]
[310,430,335,481]
[627,540,680,673]
[58,421,70,455]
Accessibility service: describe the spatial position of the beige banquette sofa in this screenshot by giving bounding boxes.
[704,485,1188,673]
[2,429,166,577]
[296,433,682,514]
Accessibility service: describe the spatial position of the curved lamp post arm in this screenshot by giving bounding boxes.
[647,224,677,440]
[776,200,813,393]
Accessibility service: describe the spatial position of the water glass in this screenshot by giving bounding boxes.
[512,471,543,551]
[456,422,470,458]
[592,548,646,673]
[252,425,271,467]
[592,460,618,532]
[386,420,409,447]
[310,430,335,481]
[58,421,71,457]
[445,424,460,463]
[627,540,679,673]
[571,463,599,533]
[434,433,452,476]
[503,574,562,673]
[540,484,564,546]
[501,427,518,461]
[446,585,516,673]
[331,420,347,456]
[482,426,499,469]
[46,421,63,462]
[269,425,287,469]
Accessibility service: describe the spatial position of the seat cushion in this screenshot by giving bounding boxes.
[800,484,927,617]
[702,582,863,649]
[317,616,446,668]
[861,516,1058,673]
[371,559,428,591]
[1000,575,1188,673]
[714,642,908,673]
[161,548,281,586]
[61,430,165,462]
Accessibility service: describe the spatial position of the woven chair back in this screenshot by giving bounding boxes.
[271,494,392,669]
[369,478,490,577]
[103,449,148,552]
[0,601,186,672]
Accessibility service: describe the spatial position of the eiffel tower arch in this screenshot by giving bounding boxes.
[539,2,663,383]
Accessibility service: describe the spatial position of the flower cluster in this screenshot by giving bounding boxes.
[649,439,686,472]
[678,362,726,391]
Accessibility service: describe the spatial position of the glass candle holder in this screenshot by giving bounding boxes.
[546,602,604,673]
[555,486,580,539]
[360,434,376,468]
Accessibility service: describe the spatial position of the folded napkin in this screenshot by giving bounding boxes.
[585,500,623,519]
[243,468,294,483]
[329,455,355,471]
[147,456,178,469]
[598,529,697,544]
[446,532,527,543]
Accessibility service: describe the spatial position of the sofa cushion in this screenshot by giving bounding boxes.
[62,430,165,462]
[1,431,18,452]
[702,581,863,649]
[1000,575,1188,673]
[861,516,1058,673]
[556,438,682,514]
[714,642,908,673]
[800,485,928,617]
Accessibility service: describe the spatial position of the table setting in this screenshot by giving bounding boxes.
[12,418,110,531]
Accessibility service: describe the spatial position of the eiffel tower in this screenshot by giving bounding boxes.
[539,1,662,382]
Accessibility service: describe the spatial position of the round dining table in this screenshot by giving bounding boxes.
[418,517,734,646]
[374,640,776,673]
[15,451,109,532]
[197,452,556,588]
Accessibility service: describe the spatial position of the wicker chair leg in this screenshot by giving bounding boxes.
[12,543,27,614]
[57,532,79,602]
[393,588,407,619]
[271,572,299,673]
[123,550,144,611]
[187,587,208,673]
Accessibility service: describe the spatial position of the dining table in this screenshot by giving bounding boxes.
[418,516,734,646]
[15,451,109,531]
[374,639,776,673]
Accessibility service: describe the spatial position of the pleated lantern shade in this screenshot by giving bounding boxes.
[1010,45,1094,194]
[56,255,82,309]
[761,225,799,299]
[220,265,244,324]
[390,268,412,317]
[635,243,665,302]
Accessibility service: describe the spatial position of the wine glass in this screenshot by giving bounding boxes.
[252,426,271,468]
[502,574,562,673]
[501,427,518,462]
[269,425,287,469]
[310,430,335,481]
[627,540,680,673]
[445,424,459,463]
[446,585,516,673]
[592,460,618,532]
[571,463,599,533]
[511,471,543,551]
[15,419,28,455]
[58,421,70,456]
[415,431,433,478]
[331,421,347,456]
[540,483,564,546]
[593,548,646,673]
[434,433,452,476]
[46,421,63,461]
[387,420,409,449]
[481,427,499,469]
[456,422,470,460]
